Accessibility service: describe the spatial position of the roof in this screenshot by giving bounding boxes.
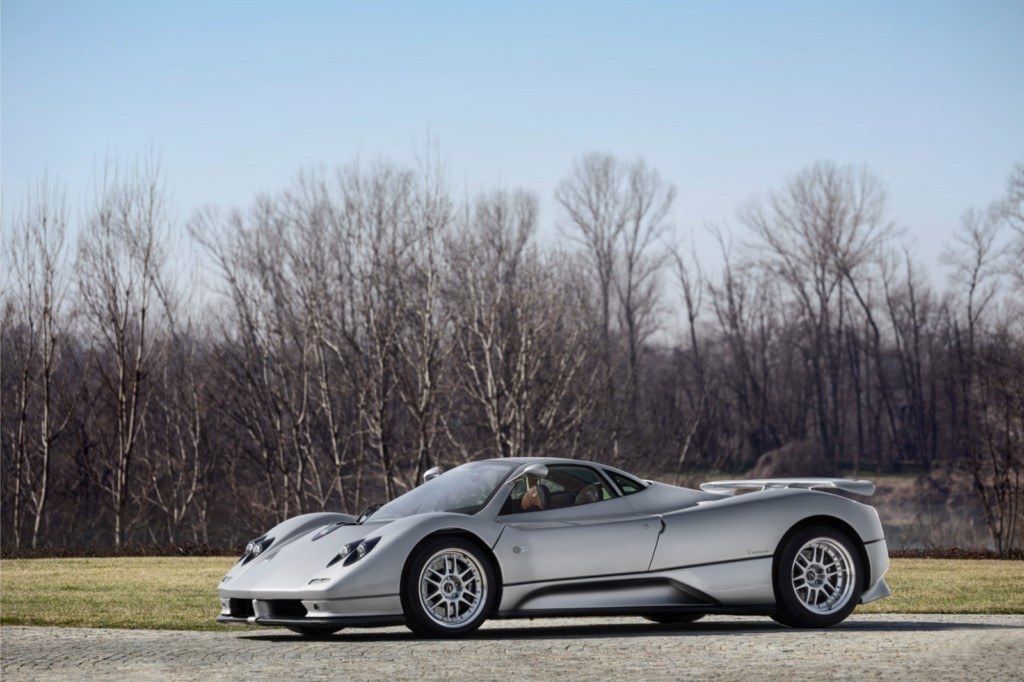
[475,456,643,480]
[478,456,603,466]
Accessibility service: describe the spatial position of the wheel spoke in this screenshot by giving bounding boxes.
[791,538,855,615]
[418,549,487,628]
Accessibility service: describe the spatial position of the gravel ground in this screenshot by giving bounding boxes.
[2,614,1022,680]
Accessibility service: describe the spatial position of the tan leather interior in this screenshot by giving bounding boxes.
[521,484,550,511]
[574,483,604,506]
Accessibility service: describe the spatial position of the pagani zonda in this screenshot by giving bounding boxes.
[217,458,890,636]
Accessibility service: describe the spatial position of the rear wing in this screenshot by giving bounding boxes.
[699,478,875,496]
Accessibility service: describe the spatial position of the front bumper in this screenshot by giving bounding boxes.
[216,613,405,628]
[217,594,404,628]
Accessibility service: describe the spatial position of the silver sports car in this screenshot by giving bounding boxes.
[217,458,890,636]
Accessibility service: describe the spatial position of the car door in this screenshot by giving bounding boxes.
[492,464,662,585]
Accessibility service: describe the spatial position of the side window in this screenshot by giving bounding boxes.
[500,465,618,514]
[607,470,646,495]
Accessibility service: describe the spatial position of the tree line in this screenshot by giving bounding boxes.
[3,152,1022,554]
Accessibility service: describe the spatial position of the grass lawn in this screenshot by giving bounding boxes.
[0,557,237,631]
[1,557,1021,631]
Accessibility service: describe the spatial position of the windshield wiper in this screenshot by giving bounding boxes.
[357,503,384,524]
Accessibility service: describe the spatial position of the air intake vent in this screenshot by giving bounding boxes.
[265,600,308,619]
[228,598,255,618]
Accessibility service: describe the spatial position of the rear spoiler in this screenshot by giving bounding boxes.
[699,478,875,496]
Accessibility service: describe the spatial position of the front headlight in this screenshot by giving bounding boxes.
[331,537,381,567]
[242,536,274,563]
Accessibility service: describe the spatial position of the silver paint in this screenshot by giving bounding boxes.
[217,457,891,629]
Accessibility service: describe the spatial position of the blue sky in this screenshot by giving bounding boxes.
[3,0,1023,268]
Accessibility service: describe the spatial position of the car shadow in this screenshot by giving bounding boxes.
[239,617,1023,643]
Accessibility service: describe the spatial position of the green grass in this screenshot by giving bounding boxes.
[1,557,1021,630]
[0,557,238,631]
[860,559,1024,614]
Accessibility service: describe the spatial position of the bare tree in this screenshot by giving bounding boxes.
[393,161,455,485]
[556,154,629,456]
[944,205,1020,554]
[338,163,417,500]
[194,192,332,522]
[2,178,75,547]
[617,160,674,420]
[994,165,1024,300]
[668,237,707,471]
[77,156,171,545]
[556,153,674,459]
[880,249,941,468]
[5,151,1024,553]
[138,322,210,544]
[706,227,792,464]
[450,191,595,460]
[744,161,895,465]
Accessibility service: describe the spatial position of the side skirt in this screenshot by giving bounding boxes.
[495,604,777,619]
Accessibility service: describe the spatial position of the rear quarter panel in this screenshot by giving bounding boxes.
[651,488,884,571]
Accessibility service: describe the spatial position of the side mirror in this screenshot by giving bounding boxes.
[423,466,443,483]
[520,463,548,479]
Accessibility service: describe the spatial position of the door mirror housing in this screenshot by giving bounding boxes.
[423,466,442,483]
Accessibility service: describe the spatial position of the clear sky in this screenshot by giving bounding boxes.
[3,0,1023,269]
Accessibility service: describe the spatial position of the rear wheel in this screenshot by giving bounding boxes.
[285,625,342,636]
[402,537,496,637]
[772,525,862,628]
[643,613,703,625]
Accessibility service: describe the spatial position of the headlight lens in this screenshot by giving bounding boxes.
[241,536,274,563]
[331,537,381,567]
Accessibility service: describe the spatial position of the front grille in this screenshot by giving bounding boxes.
[228,598,255,618]
[265,600,308,619]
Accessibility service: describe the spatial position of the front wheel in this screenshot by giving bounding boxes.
[402,537,496,637]
[772,525,863,628]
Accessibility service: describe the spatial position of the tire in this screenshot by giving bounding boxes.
[285,625,343,636]
[772,524,863,628]
[402,536,496,637]
[643,613,704,625]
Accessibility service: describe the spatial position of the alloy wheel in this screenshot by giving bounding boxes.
[791,537,856,615]
[417,548,488,628]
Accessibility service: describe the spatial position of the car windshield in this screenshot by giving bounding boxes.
[363,461,514,522]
